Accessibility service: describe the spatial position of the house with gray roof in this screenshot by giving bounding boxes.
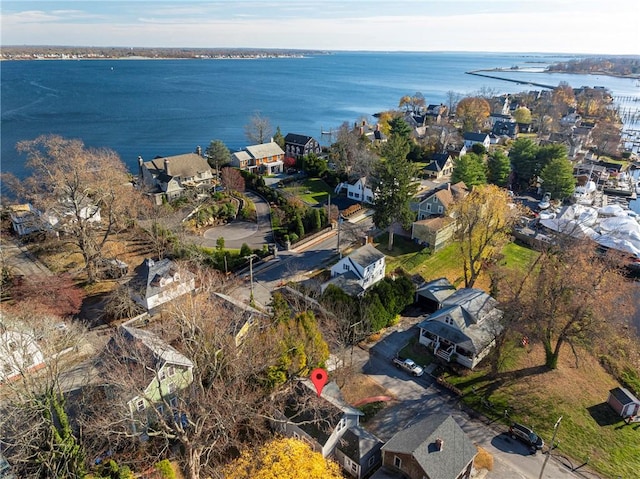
[110,325,194,436]
[138,148,213,203]
[417,287,503,369]
[424,153,454,180]
[128,258,196,313]
[231,140,285,175]
[274,379,382,479]
[376,414,476,479]
[325,244,386,296]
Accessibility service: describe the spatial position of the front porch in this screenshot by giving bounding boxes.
[419,329,475,368]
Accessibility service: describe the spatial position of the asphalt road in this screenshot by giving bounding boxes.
[354,318,600,479]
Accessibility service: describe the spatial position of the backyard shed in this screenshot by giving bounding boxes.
[607,387,640,418]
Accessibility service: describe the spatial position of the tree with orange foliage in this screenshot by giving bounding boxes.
[456,97,490,132]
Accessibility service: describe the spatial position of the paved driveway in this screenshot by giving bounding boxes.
[200,190,274,249]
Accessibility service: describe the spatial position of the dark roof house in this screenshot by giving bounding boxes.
[378,414,476,479]
[284,133,321,158]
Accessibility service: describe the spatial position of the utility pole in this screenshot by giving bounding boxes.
[244,253,258,305]
[538,416,562,479]
[336,214,343,258]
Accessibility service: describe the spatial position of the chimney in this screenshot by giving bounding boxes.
[435,438,444,451]
[375,124,380,131]
[164,158,170,175]
[138,156,144,175]
[359,126,364,136]
[195,145,202,156]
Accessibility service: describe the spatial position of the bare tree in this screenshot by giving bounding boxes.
[244,111,273,145]
[81,270,277,479]
[0,309,88,478]
[3,135,143,283]
[220,166,245,193]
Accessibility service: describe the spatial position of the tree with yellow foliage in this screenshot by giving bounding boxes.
[449,184,521,288]
[223,437,344,479]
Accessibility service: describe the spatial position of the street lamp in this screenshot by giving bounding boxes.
[538,416,562,479]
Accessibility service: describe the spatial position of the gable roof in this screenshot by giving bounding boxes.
[129,258,194,300]
[416,277,456,303]
[245,142,285,159]
[463,132,489,142]
[143,153,210,179]
[283,380,362,445]
[346,244,385,269]
[425,153,453,173]
[284,133,316,146]
[337,425,383,464]
[120,326,194,370]
[413,216,455,230]
[381,414,476,479]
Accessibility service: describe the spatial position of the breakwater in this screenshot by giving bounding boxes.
[466,70,556,89]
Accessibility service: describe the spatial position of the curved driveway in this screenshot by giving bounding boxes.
[200,190,273,249]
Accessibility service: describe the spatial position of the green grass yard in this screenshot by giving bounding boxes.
[282,178,334,205]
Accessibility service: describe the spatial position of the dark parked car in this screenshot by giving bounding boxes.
[509,423,544,451]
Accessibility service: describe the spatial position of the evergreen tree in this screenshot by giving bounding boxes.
[540,157,575,200]
[273,125,285,150]
[509,137,539,187]
[372,134,419,250]
[205,139,231,174]
[487,150,512,187]
[451,152,487,187]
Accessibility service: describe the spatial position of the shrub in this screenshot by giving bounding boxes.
[474,446,494,471]
[154,459,176,479]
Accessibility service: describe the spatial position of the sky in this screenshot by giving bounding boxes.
[2,0,639,55]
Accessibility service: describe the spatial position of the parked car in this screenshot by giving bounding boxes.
[509,423,544,451]
[392,357,424,377]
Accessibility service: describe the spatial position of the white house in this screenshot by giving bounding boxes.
[0,328,45,382]
[463,132,490,150]
[325,244,386,296]
[336,177,375,204]
[128,258,196,313]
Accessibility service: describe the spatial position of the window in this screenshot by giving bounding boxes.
[394,456,402,469]
[438,206,443,214]
[426,204,431,211]
[343,264,350,271]
[8,341,17,352]
[136,399,145,412]
[169,397,178,408]
[292,431,300,440]
[166,366,176,377]
[156,404,164,415]
[167,382,176,393]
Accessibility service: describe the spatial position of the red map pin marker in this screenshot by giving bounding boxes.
[310,368,328,397]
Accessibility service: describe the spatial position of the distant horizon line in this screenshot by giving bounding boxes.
[3,45,640,57]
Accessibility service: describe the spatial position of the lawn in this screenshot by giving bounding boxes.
[442,344,640,479]
[282,178,334,205]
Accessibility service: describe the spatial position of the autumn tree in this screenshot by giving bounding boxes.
[456,96,490,132]
[222,437,344,479]
[540,157,575,200]
[244,111,273,144]
[398,92,426,115]
[504,241,635,369]
[10,273,85,318]
[0,311,88,478]
[451,152,487,187]
[450,185,521,288]
[551,82,576,117]
[487,150,511,187]
[205,139,231,176]
[220,166,245,192]
[513,106,532,125]
[591,118,622,158]
[372,134,419,250]
[5,135,140,283]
